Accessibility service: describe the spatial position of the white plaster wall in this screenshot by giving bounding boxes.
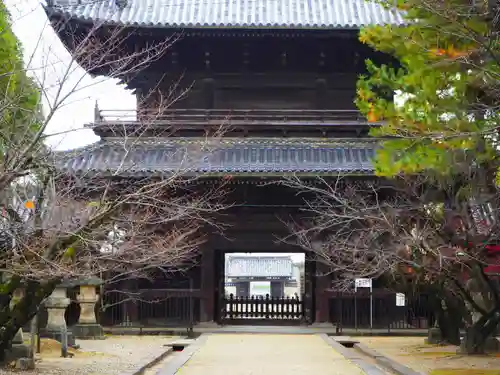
[224,286,237,297]
[284,286,300,297]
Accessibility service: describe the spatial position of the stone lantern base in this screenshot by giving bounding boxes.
[2,344,31,364]
[7,329,31,362]
[72,323,105,339]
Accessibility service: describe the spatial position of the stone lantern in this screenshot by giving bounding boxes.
[72,277,105,339]
[40,282,76,347]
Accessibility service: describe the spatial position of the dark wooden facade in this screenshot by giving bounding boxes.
[47,0,409,327]
[131,33,381,114]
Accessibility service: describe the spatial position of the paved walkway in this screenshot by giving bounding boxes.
[176,334,367,375]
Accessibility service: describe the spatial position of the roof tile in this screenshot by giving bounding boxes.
[47,0,404,29]
[54,138,376,176]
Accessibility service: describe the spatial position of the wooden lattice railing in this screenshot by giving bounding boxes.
[93,108,371,126]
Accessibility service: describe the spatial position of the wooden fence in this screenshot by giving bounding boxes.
[329,291,435,333]
[222,294,303,323]
[98,288,200,328]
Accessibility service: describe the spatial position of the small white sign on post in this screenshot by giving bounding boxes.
[396,293,406,307]
[354,278,373,330]
[354,278,372,289]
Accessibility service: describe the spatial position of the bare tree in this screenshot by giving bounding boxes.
[4,174,227,280]
[0,8,228,359]
[283,174,500,353]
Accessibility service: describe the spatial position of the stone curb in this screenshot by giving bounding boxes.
[354,343,424,375]
[319,334,386,375]
[121,336,203,375]
[319,334,362,359]
[156,333,210,375]
[104,327,430,337]
[120,346,174,375]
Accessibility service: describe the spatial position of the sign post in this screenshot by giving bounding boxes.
[355,278,373,330]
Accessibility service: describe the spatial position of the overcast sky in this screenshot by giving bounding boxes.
[6,0,135,151]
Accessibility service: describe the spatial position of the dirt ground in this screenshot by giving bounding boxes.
[355,336,500,375]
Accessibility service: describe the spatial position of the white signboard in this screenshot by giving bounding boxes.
[355,278,372,289]
[250,281,270,297]
[396,293,406,307]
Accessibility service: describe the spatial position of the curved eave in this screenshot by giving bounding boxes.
[43,0,406,31]
[52,138,377,178]
[54,169,375,179]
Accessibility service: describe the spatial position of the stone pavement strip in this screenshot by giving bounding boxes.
[171,334,369,375]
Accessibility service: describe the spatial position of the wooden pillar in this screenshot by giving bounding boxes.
[315,263,330,323]
[303,252,315,324]
[122,279,139,326]
[200,248,215,322]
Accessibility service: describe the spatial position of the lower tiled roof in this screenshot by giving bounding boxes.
[54,137,376,176]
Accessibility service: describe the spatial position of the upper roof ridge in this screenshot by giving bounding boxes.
[45,0,405,30]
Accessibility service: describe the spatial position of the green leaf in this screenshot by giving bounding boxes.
[357,0,499,178]
[64,247,75,258]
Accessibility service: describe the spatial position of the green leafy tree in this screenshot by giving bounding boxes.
[356,0,499,178]
[355,0,500,353]
[0,0,44,188]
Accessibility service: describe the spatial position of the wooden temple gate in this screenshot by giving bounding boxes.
[44,0,437,332]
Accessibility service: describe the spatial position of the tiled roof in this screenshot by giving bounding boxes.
[46,0,404,29]
[226,256,293,278]
[53,137,376,176]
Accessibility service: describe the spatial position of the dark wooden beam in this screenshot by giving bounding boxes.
[315,79,328,109]
[201,78,215,109]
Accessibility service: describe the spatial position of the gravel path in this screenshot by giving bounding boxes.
[174,334,368,375]
[0,336,179,375]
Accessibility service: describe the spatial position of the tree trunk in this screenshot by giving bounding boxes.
[0,280,58,362]
[461,309,500,354]
[431,293,462,346]
[435,302,462,346]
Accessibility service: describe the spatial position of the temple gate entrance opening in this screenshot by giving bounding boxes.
[220,253,306,324]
